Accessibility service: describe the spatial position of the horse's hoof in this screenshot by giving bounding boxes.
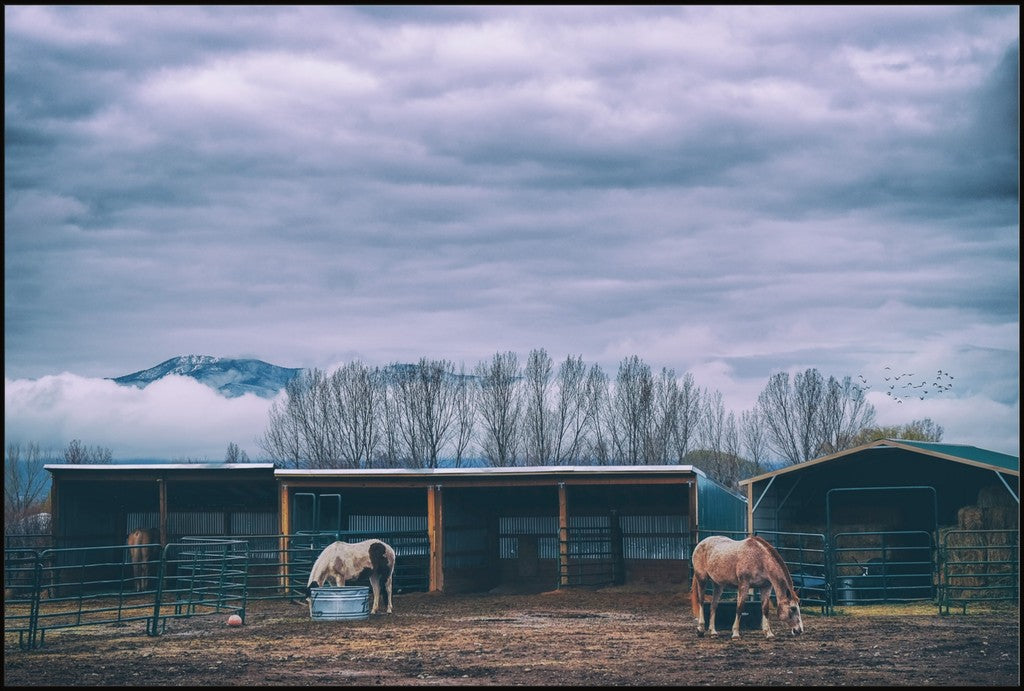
[731,633,740,639]
[696,629,705,638]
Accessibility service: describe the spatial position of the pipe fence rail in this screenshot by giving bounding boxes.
[4,538,248,650]
[4,530,428,649]
[695,528,1018,616]
[939,529,1019,614]
[7,526,1019,648]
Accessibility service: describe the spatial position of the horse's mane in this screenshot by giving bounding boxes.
[749,535,796,599]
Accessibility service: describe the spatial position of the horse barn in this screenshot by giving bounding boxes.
[41,463,747,595]
[739,439,1019,610]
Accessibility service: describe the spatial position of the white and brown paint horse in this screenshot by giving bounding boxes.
[126,527,161,592]
[690,534,803,639]
[305,539,396,615]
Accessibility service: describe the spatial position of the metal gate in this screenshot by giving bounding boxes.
[826,486,938,607]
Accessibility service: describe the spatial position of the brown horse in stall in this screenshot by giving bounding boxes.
[126,527,161,592]
[690,535,803,639]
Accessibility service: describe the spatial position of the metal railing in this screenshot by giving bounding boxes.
[5,538,248,649]
[755,530,829,614]
[939,529,1019,614]
[831,530,936,606]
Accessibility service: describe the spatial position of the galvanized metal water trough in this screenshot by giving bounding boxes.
[309,585,371,621]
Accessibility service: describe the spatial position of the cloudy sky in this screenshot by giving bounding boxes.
[4,5,1019,461]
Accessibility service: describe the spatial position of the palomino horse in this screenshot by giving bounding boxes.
[305,539,396,615]
[126,527,161,592]
[690,535,803,639]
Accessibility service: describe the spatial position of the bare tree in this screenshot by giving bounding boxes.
[5,442,53,535]
[646,367,680,464]
[63,439,113,464]
[328,361,383,468]
[722,411,743,489]
[756,369,825,464]
[607,355,653,465]
[387,359,462,469]
[475,351,523,467]
[550,355,602,465]
[378,373,405,468]
[816,375,876,455]
[522,348,555,465]
[257,369,335,468]
[416,359,462,469]
[225,442,250,463]
[583,363,612,465]
[258,375,307,468]
[387,364,427,467]
[449,364,477,467]
[699,389,727,478]
[740,408,770,476]
[672,374,702,463]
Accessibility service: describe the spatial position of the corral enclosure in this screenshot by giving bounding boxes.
[12,440,1016,632]
[741,440,1019,611]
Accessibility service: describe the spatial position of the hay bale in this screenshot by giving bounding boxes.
[942,526,984,548]
[939,522,1020,602]
[982,506,1019,530]
[977,484,1014,508]
[957,506,984,530]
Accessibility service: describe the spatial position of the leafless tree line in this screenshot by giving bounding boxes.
[256,349,933,490]
[4,356,945,527]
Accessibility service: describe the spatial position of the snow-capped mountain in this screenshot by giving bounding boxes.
[109,355,303,399]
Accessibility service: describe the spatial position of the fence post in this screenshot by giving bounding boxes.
[609,509,625,586]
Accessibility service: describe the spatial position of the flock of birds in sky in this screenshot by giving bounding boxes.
[856,367,955,404]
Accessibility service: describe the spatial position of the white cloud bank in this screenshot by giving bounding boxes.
[4,374,275,461]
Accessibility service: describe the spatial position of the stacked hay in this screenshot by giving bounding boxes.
[977,484,1019,531]
[941,485,1020,601]
[829,522,892,577]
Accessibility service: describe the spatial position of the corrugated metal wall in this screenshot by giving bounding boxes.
[697,476,747,537]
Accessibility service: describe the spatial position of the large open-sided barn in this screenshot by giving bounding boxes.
[742,439,1018,536]
[43,463,747,593]
[740,439,1019,608]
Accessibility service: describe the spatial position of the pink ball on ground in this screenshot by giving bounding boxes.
[227,614,243,627]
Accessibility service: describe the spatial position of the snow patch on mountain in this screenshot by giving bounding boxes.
[109,355,303,399]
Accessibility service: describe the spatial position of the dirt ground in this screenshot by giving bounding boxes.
[4,585,1020,687]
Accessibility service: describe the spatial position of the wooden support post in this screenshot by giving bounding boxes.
[428,484,445,592]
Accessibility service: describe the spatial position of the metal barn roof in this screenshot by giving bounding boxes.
[739,438,1019,488]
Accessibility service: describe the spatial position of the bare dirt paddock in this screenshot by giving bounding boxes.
[4,586,1020,687]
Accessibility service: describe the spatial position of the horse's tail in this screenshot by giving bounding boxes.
[369,541,394,609]
[690,572,702,618]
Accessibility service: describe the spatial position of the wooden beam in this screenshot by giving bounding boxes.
[427,485,444,592]
[279,484,291,597]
